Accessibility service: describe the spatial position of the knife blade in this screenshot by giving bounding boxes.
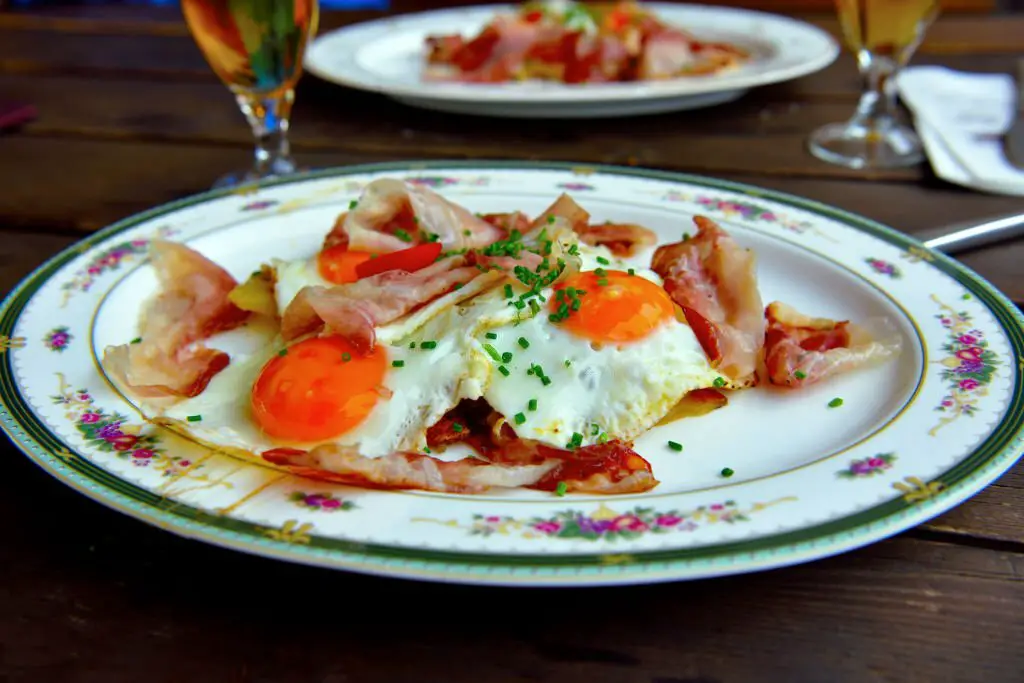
[1001,58,1024,169]
[918,211,1024,254]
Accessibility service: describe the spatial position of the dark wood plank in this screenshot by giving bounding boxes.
[1,439,1022,683]
[3,135,1022,302]
[922,465,1024,545]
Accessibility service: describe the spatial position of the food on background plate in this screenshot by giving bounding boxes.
[423,0,751,84]
[103,178,900,495]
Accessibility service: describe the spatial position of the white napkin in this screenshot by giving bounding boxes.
[897,65,1024,196]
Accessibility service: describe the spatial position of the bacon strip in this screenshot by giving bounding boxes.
[575,221,657,257]
[280,255,491,350]
[339,178,504,254]
[651,216,764,386]
[764,302,902,387]
[103,240,248,399]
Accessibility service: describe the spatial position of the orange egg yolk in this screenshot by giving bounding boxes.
[317,246,373,284]
[250,336,387,442]
[550,270,675,343]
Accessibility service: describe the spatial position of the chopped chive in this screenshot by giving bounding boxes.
[409,342,416,349]
[497,365,510,377]
[394,229,412,242]
[420,341,438,350]
[682,232,691,241]
[564,359,571,368]
[555,481,568,497]
[341,352,352,362]
[566,432,583,450]
[962,293,971,300]
[501,351,513,363]
[130,337,142,344]
[514,412,526,425]
[392,360,405,368]
[463,229,472,236]
[517,337,530,349]
[513,300,525,310]
[277,349,287,357]
[567,244,579,256]
[528,299,541,315]
[482,343,501,362]
[504,284,513,299]
[668,440,683,452]
[591,423,600,436]
[720,467,734,478]
[186,415,202,422]
[452,422,464,433]
[424,446,431,454]
[528,398,538,411]
[541,376,552,386]
[570,299,581,311]
[713,377,727,388]
[453,283,464,290]
[627,268,636,276]
[596,256,610,265]
[594,267,607,277]
[794,370,807,380]
[421,230,439,242]
[828,397,844,408]
[485,332,498,340]
[349,200,358,209]
[547,215,556,224]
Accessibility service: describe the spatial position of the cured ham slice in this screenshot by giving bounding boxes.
[424,16,545,83]
[651,216,764,386]
[281,255,496,350]
[764,302,901,387]
[337,179,504,254]
[103,240,248,399]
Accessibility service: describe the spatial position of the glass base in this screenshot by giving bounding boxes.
[210,164,304,191]
[808,120,924,170]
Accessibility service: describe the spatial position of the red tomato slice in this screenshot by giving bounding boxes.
[355,242,443,280]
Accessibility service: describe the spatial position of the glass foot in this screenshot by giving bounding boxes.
[210,163,304,191]
[808,119,924,170]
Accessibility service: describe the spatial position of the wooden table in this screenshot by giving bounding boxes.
[1,6,1022,682]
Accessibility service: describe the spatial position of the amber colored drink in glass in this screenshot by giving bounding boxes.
[808,0,939,170]
[182,0,320,187]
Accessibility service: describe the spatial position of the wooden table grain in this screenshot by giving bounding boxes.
[0,6,1022,683]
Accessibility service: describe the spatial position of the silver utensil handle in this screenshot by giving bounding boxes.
[919,212,1024,254]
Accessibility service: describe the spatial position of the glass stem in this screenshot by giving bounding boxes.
[235,89,297,179]
[851,60,900,132]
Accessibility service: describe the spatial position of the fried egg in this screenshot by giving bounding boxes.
[458,244,723,450]
[271,246,373,317]
[156,319,473,460]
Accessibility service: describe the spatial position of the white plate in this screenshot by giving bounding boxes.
[1,161,1022,586]
[304,3,841,118]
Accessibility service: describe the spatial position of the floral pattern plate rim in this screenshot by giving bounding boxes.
[0,160,1021,587]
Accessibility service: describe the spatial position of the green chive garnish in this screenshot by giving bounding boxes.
[547,215,556,224]
[564,360,571,368]
[668,440,683,452]
[596,256,610,265]
[349,200,358,209]
[453,283,463,290]
[713,377,727,388]
[452,423,464,433]
[541,376,552,386]
[555,481,568,497]
[424,446,431,454]
[277,349,287,357]
[794,370,807,380]
[828,397,844,408]
[409,342,416,349]
[501,351,513,363]
[420,341,437,350]
[517,337,530,349]
[627,268,635,276]
[721,467,734,478]
[591,423,600,436]
[483,343,501,362]
[186,415,202,422]
[341,352,351,362]
[394,229,412,242]
[130,337,142,344]
[485,332,498,340]
[528,398,538,411]
[567,432,583,450]
[498,365,510,377]
[463,229,472,236]
[529,300,541,315]
[514,412,526,425]
[392,360,405,368]
[504,284,513,299]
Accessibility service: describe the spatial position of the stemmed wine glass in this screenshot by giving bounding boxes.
[182,0,320,188]
[809,0,940,169]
